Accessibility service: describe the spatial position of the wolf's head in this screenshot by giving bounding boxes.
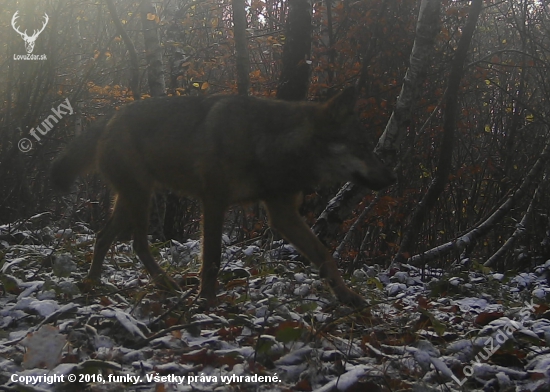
[316,87,396,191]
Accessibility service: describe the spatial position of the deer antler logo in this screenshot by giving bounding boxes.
[11,11,49,54]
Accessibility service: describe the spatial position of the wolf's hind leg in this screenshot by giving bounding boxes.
[264,194,365,307]
[87,195,133,282]
[88,188,178,292]
[127,191,180,292]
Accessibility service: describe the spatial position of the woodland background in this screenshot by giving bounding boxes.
[1,0,550,275]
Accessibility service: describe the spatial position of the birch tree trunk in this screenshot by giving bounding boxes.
[396,0,483,260]
[312,0,440,241]
[374,0,440,164]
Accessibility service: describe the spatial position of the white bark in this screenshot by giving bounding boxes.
[408,135,550,266]
[313,0,440,241]
[484,182,540,267]
[375,0,441,162]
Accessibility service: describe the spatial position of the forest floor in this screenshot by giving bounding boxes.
[1,213,550,392]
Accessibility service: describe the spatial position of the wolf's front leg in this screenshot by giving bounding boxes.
[198,200,226,304]
[264,194,365,307]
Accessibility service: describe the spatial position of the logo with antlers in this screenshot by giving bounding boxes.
[11,11,49,54]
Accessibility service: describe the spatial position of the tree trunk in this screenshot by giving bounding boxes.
[140,0,167,240]
[105,0,140,99]
[140,0,166,97]
[312,0,440,243]
[276,0,311,101]
[396,0,483,261]
[232,0,250,96]
[375,0,441,165]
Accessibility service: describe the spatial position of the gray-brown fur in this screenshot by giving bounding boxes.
[51,88,395,306]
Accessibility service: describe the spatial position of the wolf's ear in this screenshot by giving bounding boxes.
[325,86,357,123]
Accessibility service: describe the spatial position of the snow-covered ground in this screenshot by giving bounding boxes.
[1,215,549,391]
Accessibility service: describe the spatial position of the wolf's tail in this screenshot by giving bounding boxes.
[50,118,108,192]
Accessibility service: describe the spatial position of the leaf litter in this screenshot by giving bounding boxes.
[0,218,549,391]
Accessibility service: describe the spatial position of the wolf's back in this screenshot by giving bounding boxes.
[50,119,107,192]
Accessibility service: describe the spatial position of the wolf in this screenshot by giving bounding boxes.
[51,87,396,306]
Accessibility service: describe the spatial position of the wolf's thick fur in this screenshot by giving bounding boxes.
[51,88,395,306]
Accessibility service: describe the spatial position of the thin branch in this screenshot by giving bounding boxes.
[408,134,550,266]
[484,180,541,267]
